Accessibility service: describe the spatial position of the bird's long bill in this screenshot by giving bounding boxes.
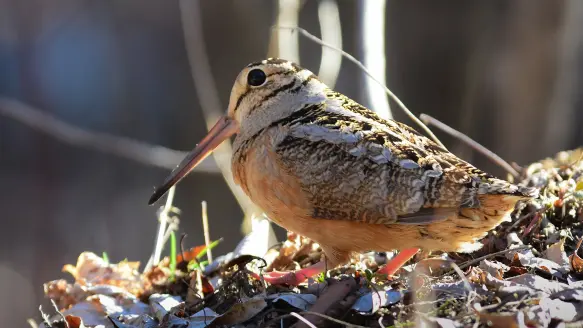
[148,116,238,205]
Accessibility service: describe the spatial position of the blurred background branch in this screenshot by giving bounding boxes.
[358,0,392,120]
[0,97,220,173]
[270,0,302,61]
[316,0,342,88]
[543,0,583,153]
[178,0,256,219]
[279,26,446,148]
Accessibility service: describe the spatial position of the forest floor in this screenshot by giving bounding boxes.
[37,148,583,328]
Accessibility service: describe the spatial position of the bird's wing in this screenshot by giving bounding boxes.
[274,98,531,225]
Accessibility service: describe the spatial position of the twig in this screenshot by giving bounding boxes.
[522,212,542,238]
[377,316,386,328]
[50,299,69,328]
[291,312,317,328]
[38,305,52,328]
[358,0,392,119]
[178,0,255,216]
[420,113,520,178]
[274,0,301,62]
[454,245,532,271]
[506,212,535,232]
[26,319,38,328]
[316,0,342,89]
[277,26,446,149]
[271,312,368,328]
[565,319,583,328]
[450,261,473,293]
[201,201,212,263]
[145,186,177,271]
[0,97,219,173]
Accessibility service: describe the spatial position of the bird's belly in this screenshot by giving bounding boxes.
[233,134,521,255]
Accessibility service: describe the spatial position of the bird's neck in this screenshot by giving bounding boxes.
[235,83,329,145]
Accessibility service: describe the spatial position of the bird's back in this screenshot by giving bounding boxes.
[230,67,537,254]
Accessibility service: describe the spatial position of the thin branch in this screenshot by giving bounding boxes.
[275,0,301,62]
[0,97,220,173]
[291,312,317,328]
[359,0,392,119]
[178,0,255,216]
[420,113,520,178]
[50,299,69,328]
[454,245,532,272]
[38,305,51,327]
[449,261,472,293]
[279,311,368,328]
[316,0,342,89]
[145,186,178,271]
[26,319,38,328]
[277,26,446,149]
[201,200,212,263]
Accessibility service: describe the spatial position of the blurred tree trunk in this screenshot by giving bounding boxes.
[386,0,570,176]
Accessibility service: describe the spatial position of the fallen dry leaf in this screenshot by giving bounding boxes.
[474,303,531,328]
[63,252,142,295]
[415,258,452,277]
[569,238,583,274]
[479,260,509,280]
[65,315,86,328]
[544,239,570,268]
[211,296,267,327]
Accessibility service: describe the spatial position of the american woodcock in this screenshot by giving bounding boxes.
[149,58,538,285]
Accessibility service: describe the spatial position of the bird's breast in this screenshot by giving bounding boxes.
[232,128,312,228]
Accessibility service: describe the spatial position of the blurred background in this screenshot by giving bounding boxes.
[1,0,583,326]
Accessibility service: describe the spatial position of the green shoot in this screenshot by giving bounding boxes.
[102,252,109,265]
[195,238,223,260]
[187,260,209,271]
[169,231,177,280]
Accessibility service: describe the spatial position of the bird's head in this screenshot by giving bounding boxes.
[148,58,326,204]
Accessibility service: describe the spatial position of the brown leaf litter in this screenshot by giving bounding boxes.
[37,147,583,328]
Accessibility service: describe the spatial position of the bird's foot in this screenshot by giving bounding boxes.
[376,248,420,278]
[259,261,328,286]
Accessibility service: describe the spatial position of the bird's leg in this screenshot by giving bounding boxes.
[376,248,420,277]
[261,260,328,286]
[260,246,349,286]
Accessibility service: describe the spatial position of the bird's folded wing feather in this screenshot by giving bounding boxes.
[274,98,502,225]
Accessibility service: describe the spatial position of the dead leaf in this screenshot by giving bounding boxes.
[298,278,357,328]
[475,307,526,328]
[534,297,583,322]
[569,238,583,274]
[507,274,570,295]
[551,288,583,302]
[268,293,317,311]
[415,258,451,276]
[173,245,206,264]
[509,248,565,275]
[479,260,509,280]
[65,315,86,328]
[149,294,182,321]
[544,239,570,268]
[63,252,142,295]
[211,297,267,326]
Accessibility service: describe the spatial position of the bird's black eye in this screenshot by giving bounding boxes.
[247,69,267,87]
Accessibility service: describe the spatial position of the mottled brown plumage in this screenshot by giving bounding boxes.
[150,58,538,285]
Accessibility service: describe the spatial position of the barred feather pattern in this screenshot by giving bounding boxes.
[231,58,537,226]
[233,95,536,225]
